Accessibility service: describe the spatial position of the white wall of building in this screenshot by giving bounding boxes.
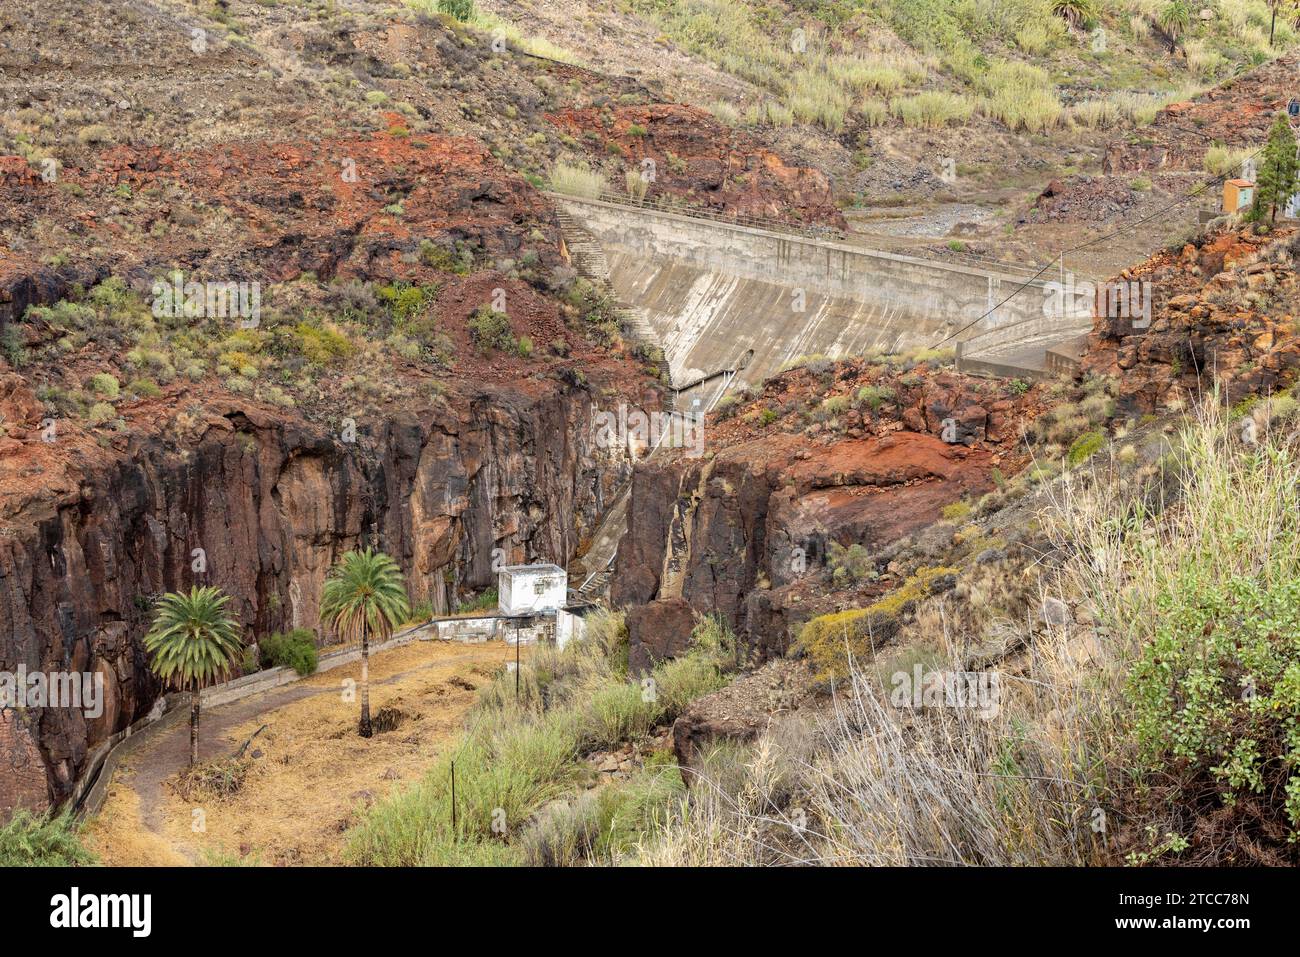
[498,564,568,616]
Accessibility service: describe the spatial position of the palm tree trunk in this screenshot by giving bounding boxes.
[358,622,372,738]
[190,691,201,765]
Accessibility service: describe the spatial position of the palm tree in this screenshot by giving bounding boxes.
[320,548,410,737]
[1158,0,1192,44]
[143,587,243,765]
[1051,0,1097,29]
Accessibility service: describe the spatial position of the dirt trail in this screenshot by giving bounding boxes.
[85,640,515,866]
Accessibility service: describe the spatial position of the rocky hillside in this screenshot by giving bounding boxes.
[1084,223,1300,410]
[0,0,691,813]
[611,353,1046,667]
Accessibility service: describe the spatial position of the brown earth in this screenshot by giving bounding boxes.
[1104,50,1300,175]
[547,103,845,228]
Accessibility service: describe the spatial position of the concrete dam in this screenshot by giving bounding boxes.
[554,195,1090,407]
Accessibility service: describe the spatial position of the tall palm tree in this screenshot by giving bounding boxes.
[320,548,410,737]
[143,586,243,765]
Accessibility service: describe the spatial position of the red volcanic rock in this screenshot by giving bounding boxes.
[546,103,844,228]
[0,130,564,299]
[0,374,42,430]
[1082,225,1300,411]
[612,360,1042,661]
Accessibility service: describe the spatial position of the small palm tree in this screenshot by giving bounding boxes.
[1051,0,1097,29]
[320,548,410,737]
[143,587,243,765]
[1158,0,1192,43]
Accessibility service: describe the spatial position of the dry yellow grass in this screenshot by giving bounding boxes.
[84,777,189,866]
[92,639,521,866]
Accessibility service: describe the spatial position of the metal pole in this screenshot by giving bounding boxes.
[450,760,457,832]
[1271,0,1278,45]
[515,623,520,701]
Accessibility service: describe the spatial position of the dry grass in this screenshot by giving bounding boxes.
[92,639,516,866]
[548,160,608,198]
[634,400,1300,866]
[1204,143,1255,178]
[84,783,189,866]
[891,91,974,129]
[979,62,1061,133]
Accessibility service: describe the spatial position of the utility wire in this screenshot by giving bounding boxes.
[931,136,1274,348]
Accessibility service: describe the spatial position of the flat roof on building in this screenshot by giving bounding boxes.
[499,563,567,575]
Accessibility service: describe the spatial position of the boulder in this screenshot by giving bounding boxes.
[627,597,697,674]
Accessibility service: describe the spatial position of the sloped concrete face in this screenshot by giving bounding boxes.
[558,197,1050,395]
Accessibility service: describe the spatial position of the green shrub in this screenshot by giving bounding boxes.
[294,323,354,365]
[1,326,28,368]
[1085,405,1300,841]
[86,402,116,427]
[1067,430,1105,465]
[855,384,895,411]
[258,628,319,676]
[436,0,475,21]
[127,377,161,398]
[376,282,433,322]
[468,307,515,352]
[941,500,972,522]
[86,373,119,398]
[1130,572,1300,831]
[0,811,95,866]
[828,541,874,585]
[796,566,956,680]
[454,587,499,614]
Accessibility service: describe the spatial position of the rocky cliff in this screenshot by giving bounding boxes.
[1084,225,1300,412]
[610,357,1042,669]
[0,376,626,814]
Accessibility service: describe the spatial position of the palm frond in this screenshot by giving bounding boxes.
[320,548,411,644]
[143,586,243,691]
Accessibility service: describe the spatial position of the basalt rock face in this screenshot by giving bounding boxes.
[611,360,1041,668]
[0,382,620,815]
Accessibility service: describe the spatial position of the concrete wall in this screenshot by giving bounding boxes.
[557,197,1050,395]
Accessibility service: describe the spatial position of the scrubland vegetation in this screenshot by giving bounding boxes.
[630,398,1300,865]
[619,0,1290,137]
[16,262,625,430]
[345,613,735,865]
[0,811,96,867]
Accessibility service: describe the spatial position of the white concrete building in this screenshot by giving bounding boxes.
[498,564,567,617]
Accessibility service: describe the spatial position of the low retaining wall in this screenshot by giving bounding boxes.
[70,621,437,818]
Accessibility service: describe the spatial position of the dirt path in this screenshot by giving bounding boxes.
[85,639,515,866]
